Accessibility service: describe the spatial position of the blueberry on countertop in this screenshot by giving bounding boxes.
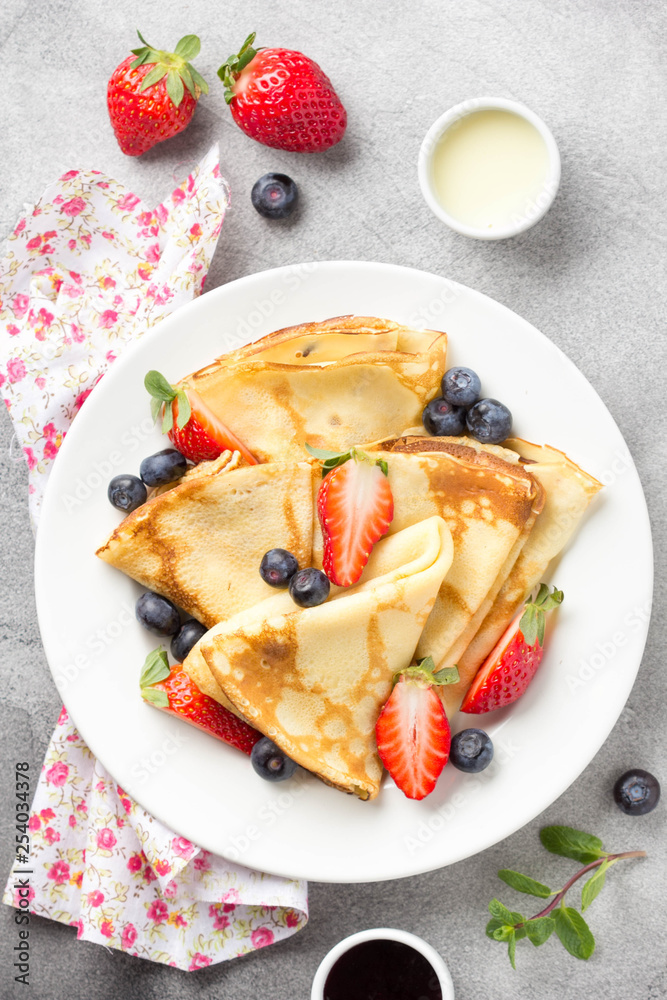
[251,737,298,782]
[441,366,481,408]
[251,173,299,219]
[466,398,512,445]
[136,591,181,636]
[288,567,330,608]
[108,474,147,513]
[450,728,494,773]
[260,548,299,588]
[422,397,467,437]
[171,619,208,661]
[140,448,188,487]
[613,769,660,815]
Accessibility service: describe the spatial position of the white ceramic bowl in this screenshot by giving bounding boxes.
[310,927,455,1000]
[418,96,561,240]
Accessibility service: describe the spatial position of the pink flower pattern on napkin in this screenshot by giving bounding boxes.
[1,147,309,970]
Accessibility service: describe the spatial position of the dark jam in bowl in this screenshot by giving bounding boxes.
[323,939,443,1000]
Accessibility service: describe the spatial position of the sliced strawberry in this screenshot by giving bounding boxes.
[311,446,394,587]
[145,370,257,465]
[140,649,261,755]
[376,660,457,801]
[461,585,564,714]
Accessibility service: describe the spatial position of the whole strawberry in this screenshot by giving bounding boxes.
[108,31,208,156]
[217,32,347,152]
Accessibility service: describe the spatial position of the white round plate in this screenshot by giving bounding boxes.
[35,261,653,883]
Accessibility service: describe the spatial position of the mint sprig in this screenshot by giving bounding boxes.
[305,443,389,478]
[486,825,646,967]
[144,370,191,434]
[140,647,170,708]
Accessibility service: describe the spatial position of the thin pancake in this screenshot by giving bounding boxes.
[179,316,447,463]
[198,517,454,799]
[96,461,313,629]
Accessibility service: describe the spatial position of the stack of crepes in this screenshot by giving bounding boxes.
[97,315,602,801]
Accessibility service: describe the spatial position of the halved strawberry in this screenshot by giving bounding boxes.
[145,370,257,465]
[308,445,394,587]
[375,659,458,800]
[461,585,564,714]
[140,649,261,755]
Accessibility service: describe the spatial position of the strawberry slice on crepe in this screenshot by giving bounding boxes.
[140,649,261,755]
[308,445,394,587]
[461,585,564,714]
[375,657,459,800]
[145,370,257,465]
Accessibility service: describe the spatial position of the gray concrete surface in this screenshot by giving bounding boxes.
[1,0,666,997]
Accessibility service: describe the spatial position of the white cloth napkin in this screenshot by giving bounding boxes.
[0,146,308,970]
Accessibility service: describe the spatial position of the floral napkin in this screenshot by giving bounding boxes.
[0,146,308,969]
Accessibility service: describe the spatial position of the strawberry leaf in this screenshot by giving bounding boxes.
[432,665,460,685]
[140,648,170,688]
[175,34,201,61]
[188,64,209,94]
[166,71,185,108]
[140,64,169,92]
[305,443,351,461]
[520,603,539,646]
[141,686,169,708]
[175,390,191,430]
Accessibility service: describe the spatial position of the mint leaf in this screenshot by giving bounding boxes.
[139,648,170,688]
[498,869,553,898]
[488,899,515,923]
[507,931,517,969]
[485,917,506,940]
[304,443,350,461]
[540,826,606,864]
[554,906,595,960]
[144,370,177,403]
[581,859,611,912]
[525,916,555,946]
[141,686,169,708]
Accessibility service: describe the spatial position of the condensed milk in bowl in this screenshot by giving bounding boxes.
[418,97,560,239]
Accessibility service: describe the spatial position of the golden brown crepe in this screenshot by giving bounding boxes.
[196,517,454,799]
[177,316,447,463]
[312,438,544,680]
[96,461,313,629]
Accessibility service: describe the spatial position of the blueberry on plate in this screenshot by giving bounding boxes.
[251,173,299,220]
[288,567,330,608]
[136,591,181,636]
[251,737,297,782]
[422,397,467,436]
[108,474,147,513]
[466,398,512,445]
[140,448,188,487]
[260,548,299,588]
[171,619,208,661]
[441,366,481,408]
[613,768,660,815]
[450,729,494,773]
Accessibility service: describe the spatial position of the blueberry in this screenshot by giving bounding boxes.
[108,474,147,513]
[289,568,330,608]
[140,448,188,487]
[251,737,298,782]
[171,619,208,661]
[260,548,299,588]
[441,367,481,408]
[450,729,494,773]
[422,397,467,436]
[251,173,299,220]
[613,769,660,815]
[136,591,181,636]
[466,398,513,445]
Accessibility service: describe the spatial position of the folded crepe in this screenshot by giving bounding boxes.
[192,516,454,799]
[314,438,544,681]
[177,316,448,463]
[433,437,602,715]
[96,460,313,629]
